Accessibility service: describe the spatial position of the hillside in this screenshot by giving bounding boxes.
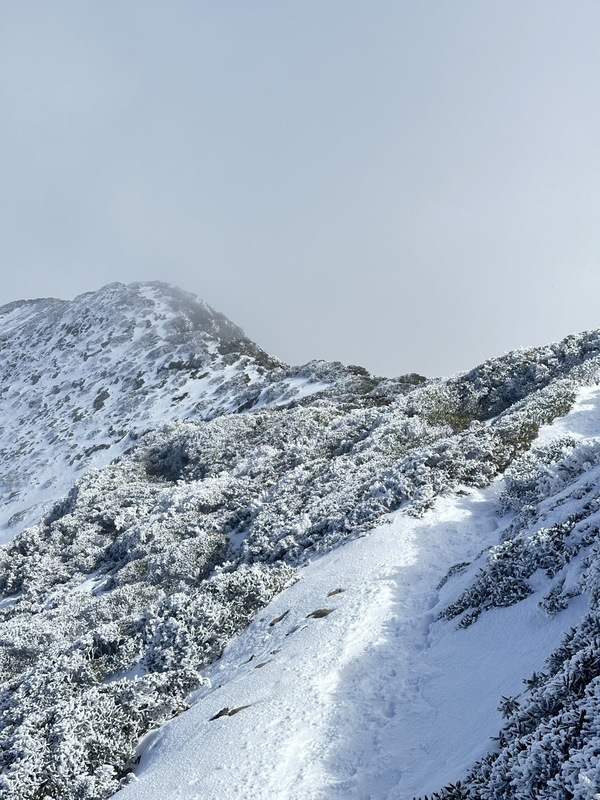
[115,388,599,799]
[1,282,600,799]
[0,281,329,540]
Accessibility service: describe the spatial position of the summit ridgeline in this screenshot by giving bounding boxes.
[1,282,600,799]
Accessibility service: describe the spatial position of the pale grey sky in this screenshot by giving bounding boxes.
[1,1,599,377]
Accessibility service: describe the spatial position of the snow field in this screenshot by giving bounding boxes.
[115,486,577,799]
[4,285,600,799]
[116,391,600,800]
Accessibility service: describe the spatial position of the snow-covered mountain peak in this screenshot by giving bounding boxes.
[3,284,600,799]
[0,280,252,359]
[0,282,305,537]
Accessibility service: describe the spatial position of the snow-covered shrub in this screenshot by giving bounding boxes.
[424,426,600,799]
[3,304,600,799]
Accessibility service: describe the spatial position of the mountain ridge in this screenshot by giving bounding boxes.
[1,282,600,799]
[0,281,330,538]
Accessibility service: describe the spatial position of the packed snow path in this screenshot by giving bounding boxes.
[116,498,586,798]
[117,390,600,799]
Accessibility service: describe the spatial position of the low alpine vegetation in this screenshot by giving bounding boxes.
[3,283,600,798]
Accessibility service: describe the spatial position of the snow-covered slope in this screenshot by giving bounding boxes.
[2,282,600,799]
[0,282,334,539]
[115,388,599,800]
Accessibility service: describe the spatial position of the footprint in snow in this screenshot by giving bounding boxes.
[285,623,308,637]
[209,704,252,721]
[269,609,290,627]
[306,608,335,619]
